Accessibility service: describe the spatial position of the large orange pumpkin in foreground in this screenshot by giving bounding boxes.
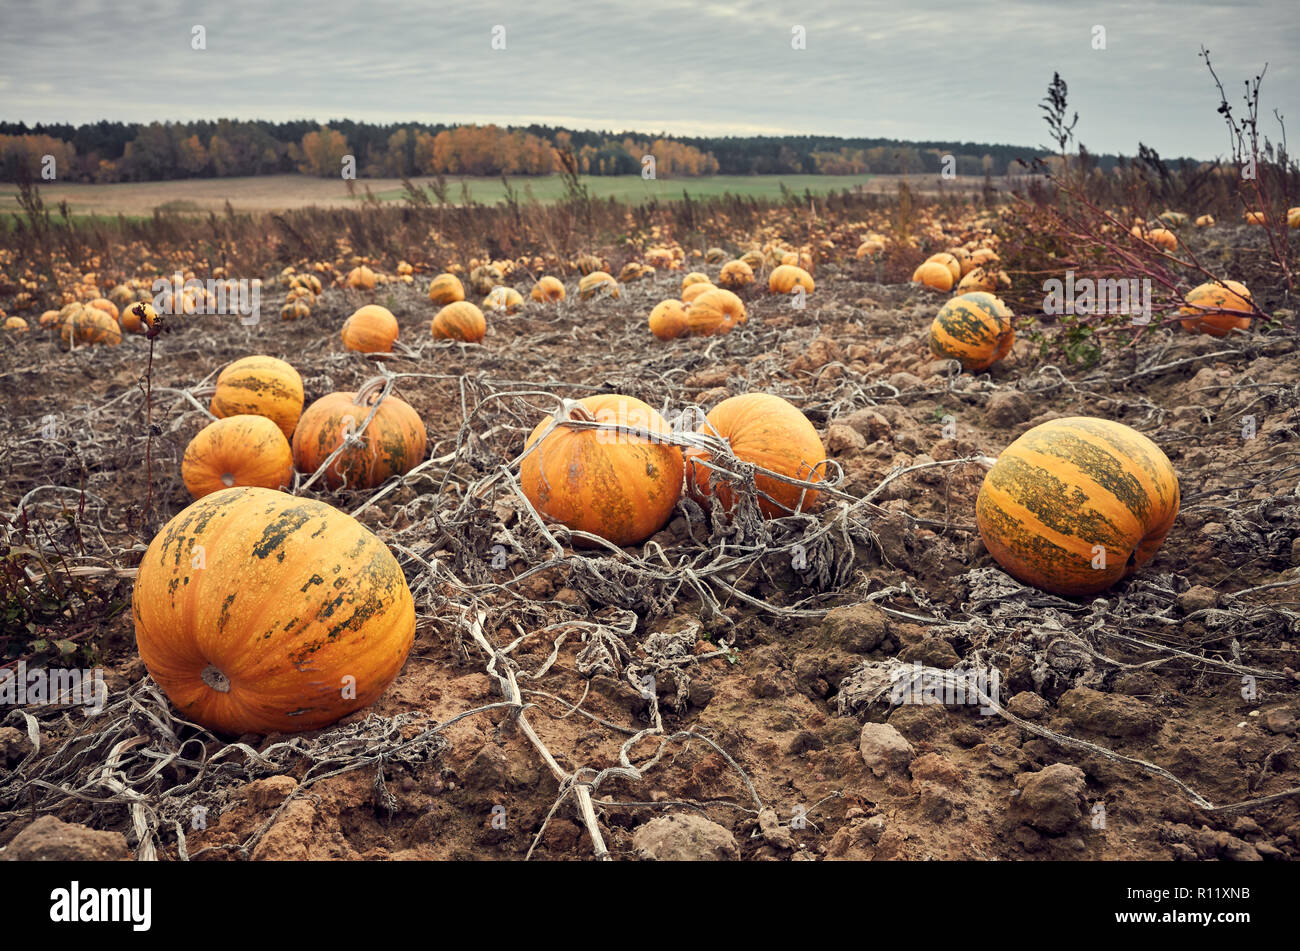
[929,292,1015,371]
[976,417,1180,597]
[686,393,827,518]
[432,301,486,342]
[1178,280,1253,337]
[520,395,684,547]
[341,304,399,353]
[182,415,293,499]
[292,381,427,490]
[133,486,415,734]
[210,355,304,440]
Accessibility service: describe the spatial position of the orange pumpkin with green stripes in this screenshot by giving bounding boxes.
[929,292,1015,371]
[976,417,1180,596]
[292,380,427,490]
[210,355,304,440]
[132,486,415,734]
[428,273,466,306]
[520,395,683,547]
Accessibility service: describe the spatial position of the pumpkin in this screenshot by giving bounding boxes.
[1178,280,1253,337]
[649,300,688,340]
[969,248,1000,267]
[576,254,604,275]
[531,276,566,303]
[341,304,399,353]
[911,260,955,292]
[956,266,998,294]
[210,355,304,440]
[108,283,135,309]
[87,298,119,321]
[345,265,377,289]
[768,265,815,295]
[718,260,755,289]
[343,263,379,289]
[1245,211,1267,226]
[685,288,746,337]
[704,247,728,264]
[929,292,1014,371]
[428,273,466,305]
[281,299,311,321]
[120,301,159,334]
[1288,207,1300,229]
[132,486,415,734]
[483,286,525,314]
[4,316,29,332]
[948,247,974,276]
[926,252,961,283]
[577,271,620,301]
[685,392,827,518]
[855,238,885,258]
[976,417,1180,597]
[182,415,293,500]
[682,272,711,292]
[645,248,676,269]
[38,309,60,327]
[291,273,323,295]
[519,395,683,547]
[682,281,715,304]
[1146,228,1178,250]
[432,301,486,342]
[1195,214,1215,228]
[739,250,764,271]
[469,263,504,296]
[618,261,655,283]
[292,380,427,490]
[59,307,121,349]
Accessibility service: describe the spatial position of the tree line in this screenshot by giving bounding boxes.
[0,118,1148,183]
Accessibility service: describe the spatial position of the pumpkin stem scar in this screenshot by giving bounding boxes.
[201,664,232,693]
[221,473,235,486]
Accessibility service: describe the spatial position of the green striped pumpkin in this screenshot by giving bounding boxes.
[930,292,1014,371]
[976,417,1180,596]
[133,486,415,734]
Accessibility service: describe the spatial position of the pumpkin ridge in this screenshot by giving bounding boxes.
[1012,439,1152,528]
[981,457,1131,552]
[1058,420,1177,512]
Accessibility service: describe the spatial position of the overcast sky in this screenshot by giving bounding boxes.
[1,0,1296,158]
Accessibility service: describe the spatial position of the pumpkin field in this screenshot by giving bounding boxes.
[2,78,1300,865]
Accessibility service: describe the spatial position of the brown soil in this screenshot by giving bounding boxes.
[1,258,1298,861]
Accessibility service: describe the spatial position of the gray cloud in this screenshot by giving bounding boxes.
[0,0,1296,157]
